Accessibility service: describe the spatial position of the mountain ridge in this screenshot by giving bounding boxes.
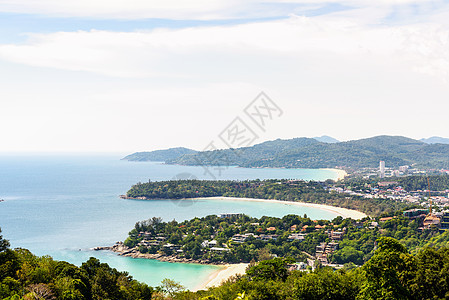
[313,135,340,143]
[123,135,449,169]
[420,136,449,144]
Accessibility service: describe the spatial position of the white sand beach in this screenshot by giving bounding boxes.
[328,168,347,180]
[194,263,248,291]
[194,197,367,220]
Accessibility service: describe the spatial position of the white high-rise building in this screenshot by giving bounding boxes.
[379,161,385,178]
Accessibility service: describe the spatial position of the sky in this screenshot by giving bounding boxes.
[0,0,448,153]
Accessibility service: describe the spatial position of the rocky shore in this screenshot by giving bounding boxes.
[119,195,148,200]
[94,242,227,265]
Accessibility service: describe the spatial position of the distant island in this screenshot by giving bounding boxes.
[122,135,449,169]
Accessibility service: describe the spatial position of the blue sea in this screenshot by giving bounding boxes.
[0,154,341,289]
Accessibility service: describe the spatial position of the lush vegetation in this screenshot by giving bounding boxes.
[175,237,449,300]
[338,174,449,194]
[123,212,447,266]
[397,175,449,192]
[0,228,153,300]
[3,222,449,299]
[162,135,449,169]
[126,179,411,216]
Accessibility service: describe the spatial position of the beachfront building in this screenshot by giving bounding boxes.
[201,240,218,248]
[328,229,345,240]
[315,241,340,264]
[218,213,243,218]
[231,233,255,243]
[210,247,230,252]
[258,234,278,241]
[288,233,306,241]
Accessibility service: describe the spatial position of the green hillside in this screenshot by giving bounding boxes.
[170,135,449,169]
[122,147,197,162]
[123,136,449,169]
[169,137,319,167]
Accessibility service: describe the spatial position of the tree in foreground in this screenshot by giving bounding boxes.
[358,237,416,300]
[0,227,153,300]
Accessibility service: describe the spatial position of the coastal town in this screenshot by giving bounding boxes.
[2,0,449,295]
[93,161,449,280]
[99,184,449,272]
[343,160,449,180]
[337,161,449,212]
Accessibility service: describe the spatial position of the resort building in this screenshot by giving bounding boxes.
[403,209,429,218]
[218,213,243,218]
[423,214,441,228]
[379,161,385,178]
[288,233,306,241]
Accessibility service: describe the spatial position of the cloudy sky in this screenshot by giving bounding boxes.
[0,0,448,153]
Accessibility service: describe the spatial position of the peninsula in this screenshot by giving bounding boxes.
[103,210,449,269]
[123,179,410,216]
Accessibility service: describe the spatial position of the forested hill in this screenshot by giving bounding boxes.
[123,135,449,169]
[122,147,197,162]
[171,135,449,169]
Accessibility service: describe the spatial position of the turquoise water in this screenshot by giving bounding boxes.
[0,154,340,289]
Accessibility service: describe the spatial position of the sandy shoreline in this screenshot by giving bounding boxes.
[193,196,367,219]
[326,168,347,180]
[194,263,248,291]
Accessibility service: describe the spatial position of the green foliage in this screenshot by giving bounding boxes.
[332,247,364,265]
[182,240,449,300]
[288,268,362,300]
[397,174,449,191]
[126,179,410,216]
[358,237,415,300]
[0,227,153,300]
[246,257,294,281]
[164,135,449,169]
[124,212,449,266]
[159,278,186,298]
[340,174,449,193]
[0,228,10,253]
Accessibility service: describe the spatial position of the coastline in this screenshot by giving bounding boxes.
[116,184,366,290]
[96,245,247,291]
[325,168,347,180]
[97,245,226,265]
[190,197,367,219]
[193,263,248,291]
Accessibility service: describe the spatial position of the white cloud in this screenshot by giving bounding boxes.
[0,0,442,20]
[0,16,448,82]
[0,11,448,151]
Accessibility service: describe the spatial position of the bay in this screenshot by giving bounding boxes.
[0,154,341,289]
